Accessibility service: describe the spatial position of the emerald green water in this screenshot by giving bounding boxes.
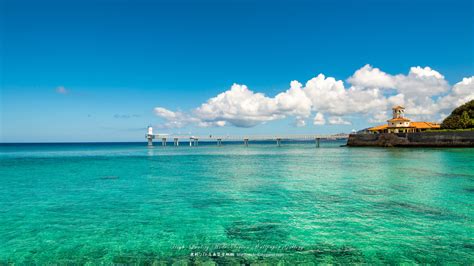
[0,142,473,264]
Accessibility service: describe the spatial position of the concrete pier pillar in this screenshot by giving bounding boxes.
[244,138,249,146]
[189,138,193,146]
[162,138,167,146]
[194,138,198,146]
[147,136,153,146]
[316,137,320,148]
[217,139,222,146]
[174,138,179,147]
[276,138,281,147]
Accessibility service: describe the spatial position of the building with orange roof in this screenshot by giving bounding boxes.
[368,106,440,133]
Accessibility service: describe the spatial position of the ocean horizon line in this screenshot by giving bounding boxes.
[0,139,345,145]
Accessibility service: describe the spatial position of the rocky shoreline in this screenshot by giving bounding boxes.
[347,131,474,147]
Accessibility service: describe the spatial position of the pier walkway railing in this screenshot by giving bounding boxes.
[145,134,349,147]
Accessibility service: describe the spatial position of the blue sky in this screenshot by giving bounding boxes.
[1,0,473,142]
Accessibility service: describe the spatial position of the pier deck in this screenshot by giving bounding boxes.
[146,134,349,147]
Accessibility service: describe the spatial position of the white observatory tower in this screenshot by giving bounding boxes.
[146,126,154,146]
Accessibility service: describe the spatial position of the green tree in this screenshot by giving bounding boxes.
[441,100,474,129]
[460,111,470,129]
[441,115,461,129]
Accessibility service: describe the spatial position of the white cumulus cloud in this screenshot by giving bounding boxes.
[436,77,474,112]
[348,64,395,89]
[153,107,196,129]
[194,84,282,128]
[313,112,326,125]
[328,116,351,125]
[153,65,473,129]
[294,117,306,127]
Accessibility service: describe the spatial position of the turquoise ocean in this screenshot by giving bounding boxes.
[0,141,473,264]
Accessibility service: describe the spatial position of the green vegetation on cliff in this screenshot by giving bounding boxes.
[441,100,474,129]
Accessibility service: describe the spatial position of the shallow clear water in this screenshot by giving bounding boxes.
[0,141,473,264]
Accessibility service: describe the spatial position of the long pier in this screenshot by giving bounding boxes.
[145,133,349,147]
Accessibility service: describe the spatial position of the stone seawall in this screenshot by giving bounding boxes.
[347,131,474,147]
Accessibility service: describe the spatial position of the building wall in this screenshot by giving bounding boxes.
[389,121,410,127]
[347,131,474,147]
